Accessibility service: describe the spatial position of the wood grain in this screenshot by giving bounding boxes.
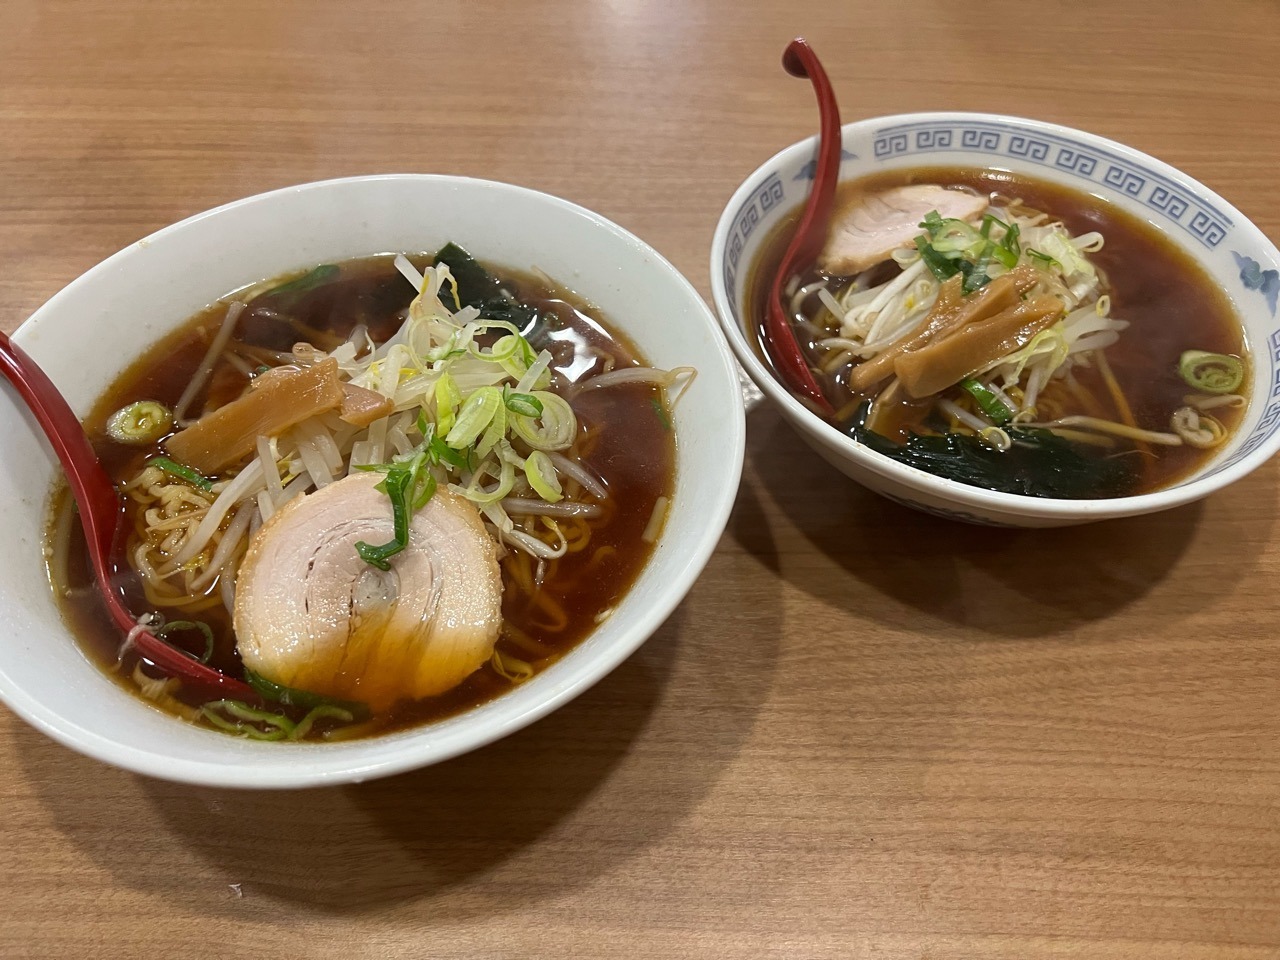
[3,1,1280,957]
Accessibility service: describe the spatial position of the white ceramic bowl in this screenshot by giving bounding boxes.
[711,112,1280,526]
[0,175,745,787]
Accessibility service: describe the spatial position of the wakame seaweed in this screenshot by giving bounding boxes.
[433,242,539,334]
[848,403,1136,499]
[265,263,340,299]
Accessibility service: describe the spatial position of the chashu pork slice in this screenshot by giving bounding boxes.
[818,184,988,276]
[234,472,502,711]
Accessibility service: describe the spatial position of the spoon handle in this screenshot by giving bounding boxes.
[762,38,842,417]
[782,38,843,268]
[0,330,121,569]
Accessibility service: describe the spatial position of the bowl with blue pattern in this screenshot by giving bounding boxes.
[709,112,1280,527]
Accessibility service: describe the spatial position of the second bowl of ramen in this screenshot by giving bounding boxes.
[710,112,1280,526]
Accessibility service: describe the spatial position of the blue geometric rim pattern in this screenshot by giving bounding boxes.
[719,119,1280,491]
[721,171,785,323]
[871,119,1233,250]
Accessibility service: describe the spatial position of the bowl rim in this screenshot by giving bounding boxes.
[4,173,747,788]
[709,110,1280,520]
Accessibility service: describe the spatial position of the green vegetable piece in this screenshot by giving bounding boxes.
[355,467,415,570]
[1027,249,1059,269]
[266,264,339,299]
[1178,350,1243,394]
[650,397,672,431]
[959,379,1014,425]
[1003,221,1022,257]
[917,209,1023,293]
[429,436,469,469]
[106,401,173,444]
[200,699,295,740]
[354,449,436,570]
[920,210,946,237]
[155,619,215,664]
[848,402,1135,499]
[524,450,563,503]
[244,667,370,720]
[293,705,356,740]
[433,242,538,332]
[914,236,959,282]
[446,386,503,449]
[504,390,544,418]
[146,456,214,491]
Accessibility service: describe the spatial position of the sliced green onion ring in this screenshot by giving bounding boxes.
[1178,350,1243,394]
[434,373,462,437]
[293,705,356,740]
[477,401,508,457]
[201,700,295,741]
[504,390,544,418]
[106,401,173,444]
[155,619,215,664]
[524,450,564,503]
[460,455,516,504]
[511,391,576,451]
[445,386,502,449]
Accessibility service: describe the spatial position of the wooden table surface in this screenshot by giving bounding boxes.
[4,1,1280,957]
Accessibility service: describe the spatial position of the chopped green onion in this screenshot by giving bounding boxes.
[355,455,435,570]
[510,391,577,451]
[960,378,1014,425]
[445,385,503,449]
[926,218,985,257]
[434,373,461,437]
[920,210,946,235]
[200,697,358,741]
[244,667,368,718]
[200,700,295,740]
[959,257,992,294]
[1004,221,1022,257]
[106,401,172,444]
[460,454,516,504]
[1179,350,1244,394]
[1027,248,1059,269]
[917,209,1023,292]
[650,397,672,431]
[146,456,214,491]
[915,236,959,281]
[468,325,526,363]
[266,264,338,298]
[493,334,540,381]
[477,401,507,458]
[429,436,469,469]
[504,390,544,418]
[293,705,356,740]
[524,450,564,502]
[155,619,215,664]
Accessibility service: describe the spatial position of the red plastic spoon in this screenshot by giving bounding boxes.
[0,328,256,700]
[764,38,842,418]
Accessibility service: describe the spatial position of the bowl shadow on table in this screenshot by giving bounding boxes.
[19,569,783,919]
[735,403,1274,636]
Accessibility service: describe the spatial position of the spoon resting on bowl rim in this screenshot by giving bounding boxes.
[763,38,843,418]
[0,327,256,699]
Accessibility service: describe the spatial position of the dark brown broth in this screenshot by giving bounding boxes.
[746,167,1250,495]
[50,255,676,737]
